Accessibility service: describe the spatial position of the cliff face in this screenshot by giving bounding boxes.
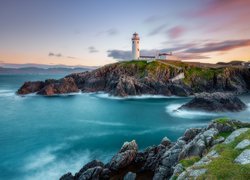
[17,61,250,96]
[60,119,250,180]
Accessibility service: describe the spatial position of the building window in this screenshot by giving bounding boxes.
[137,41,139,44]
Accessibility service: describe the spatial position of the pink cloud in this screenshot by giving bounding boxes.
[167,26,185,39]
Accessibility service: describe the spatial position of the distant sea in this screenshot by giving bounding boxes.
[0,74,250,180]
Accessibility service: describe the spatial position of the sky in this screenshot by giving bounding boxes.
[0,0,250,67]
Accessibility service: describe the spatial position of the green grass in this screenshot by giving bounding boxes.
[180,156,201,168]
[200,130,250,179]
[214,117,230,124]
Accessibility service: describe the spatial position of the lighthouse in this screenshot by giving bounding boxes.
[132,32,140,60]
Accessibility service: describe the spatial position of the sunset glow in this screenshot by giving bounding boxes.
[1,0,250,66]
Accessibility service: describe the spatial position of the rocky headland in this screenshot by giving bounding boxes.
[60,118,250,180]
[179,92,247,112]
[17,60,250,96]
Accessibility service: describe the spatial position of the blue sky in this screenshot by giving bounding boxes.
[0,0,250,66]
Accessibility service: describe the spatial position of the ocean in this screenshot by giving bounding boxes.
[0,74,250,180]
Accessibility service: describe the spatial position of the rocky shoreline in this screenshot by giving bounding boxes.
[60,119,250,180]
[17,61,250,97]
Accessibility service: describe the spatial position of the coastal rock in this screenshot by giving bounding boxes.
[123,172,136,180]
[161,137,171,146]
[74,160,104,179]
[108,140,138,171]
[153,139,186,180]
[37,77,79,95]
[235,139,250,149]
[17,81,45,94]
[178,128,218,160]
[179,92,247,112]
[234,149,250,164]
[224,128,249,144]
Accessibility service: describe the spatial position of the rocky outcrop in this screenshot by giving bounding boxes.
[17,81,45,95]
[234,149,250,164]
[60,119,250,180]
[17,61,250,97]
[179,92,247,112]
[18,77,79,96]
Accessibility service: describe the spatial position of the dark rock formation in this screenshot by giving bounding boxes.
[17,81,45,95]
[17,61,250,97]
[179,92,247,112]
[17,77,79,96]
[60,119,250,180]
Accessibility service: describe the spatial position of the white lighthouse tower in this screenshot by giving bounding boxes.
[132,32,140,60]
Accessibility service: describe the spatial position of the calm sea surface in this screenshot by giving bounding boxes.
[0,74,250,180]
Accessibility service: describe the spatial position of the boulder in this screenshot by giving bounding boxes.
[108,140,138,171]
[179,92,247,112]
[234,149,250,164]
[235,139,250,149]
[178,128,218,160]
[224,128,249,144]
[153,139,186,180]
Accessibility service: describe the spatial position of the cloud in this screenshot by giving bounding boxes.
[167,26,185,39]
[48,52,77,59]
[97,28,119,36]
[176,53,210,60]
[88,46,99,53]
[144,15,162,24]
[48,52,62,57]
[185,39,250,53]
[106,28,118,36]
[148,24,168,36]
[107,50,131,60]
[107,48,209,61]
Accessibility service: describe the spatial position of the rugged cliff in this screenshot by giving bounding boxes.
[17,61,250,96]
[60,118,250,180]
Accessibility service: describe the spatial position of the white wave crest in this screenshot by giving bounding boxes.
[166,103,217,118]
[0,89,15,97]
[80,119,125,126]
[91,92,185,100]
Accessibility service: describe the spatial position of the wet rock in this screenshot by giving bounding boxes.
[153,139,186,180]
[161,137,171,146]
[78,166,103,180]
[74,160,104,179]
[224,128,249,144]
[123,172,136,180]
[179,92,247,112]
[108,140,138,171]
[60,172,74,180]
[235,139,250,149]
[234,149,250,164]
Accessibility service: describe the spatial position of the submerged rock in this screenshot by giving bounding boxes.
[179,92,247,112]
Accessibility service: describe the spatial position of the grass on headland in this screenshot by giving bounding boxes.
[200,129,250,179]
[180,156,201,168]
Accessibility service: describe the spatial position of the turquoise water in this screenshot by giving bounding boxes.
[0,74,250,180]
